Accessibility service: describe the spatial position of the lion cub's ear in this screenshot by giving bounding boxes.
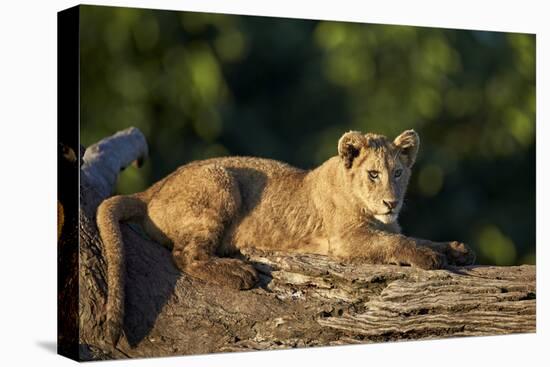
[393,129,420,168]
[338,131,365,169]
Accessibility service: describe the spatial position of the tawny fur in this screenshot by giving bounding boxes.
[96,129,475,345]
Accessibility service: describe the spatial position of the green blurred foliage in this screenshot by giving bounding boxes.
[79,5,535,266]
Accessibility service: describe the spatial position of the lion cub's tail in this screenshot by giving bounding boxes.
[96,194,147,345]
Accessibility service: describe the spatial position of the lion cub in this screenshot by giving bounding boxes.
[97,129,475,344]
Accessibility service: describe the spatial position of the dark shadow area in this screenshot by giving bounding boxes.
[444,266,474,276]
[227,167,269,214]
[443,264,521,277]
[248,260,275,289]
[121,225,180,347]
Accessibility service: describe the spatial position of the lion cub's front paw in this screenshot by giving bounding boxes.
[409,246,447,270]
[445,241,476,266]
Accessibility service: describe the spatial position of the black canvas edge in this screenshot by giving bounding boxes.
[58,4,81,362]
[54,4,537,362]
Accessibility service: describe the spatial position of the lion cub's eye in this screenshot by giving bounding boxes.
[394,169,403,178]
[368,170,379,180]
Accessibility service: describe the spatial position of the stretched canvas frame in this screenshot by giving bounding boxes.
[58,4,536,361]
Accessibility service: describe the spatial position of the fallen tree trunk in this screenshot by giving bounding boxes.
[69,128,536,361]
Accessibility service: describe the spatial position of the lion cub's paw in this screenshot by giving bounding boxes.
[210,258,259,290]
[409,246,447,270]
[445,241,476,266]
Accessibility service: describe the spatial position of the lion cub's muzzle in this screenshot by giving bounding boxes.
[373,199,401,224]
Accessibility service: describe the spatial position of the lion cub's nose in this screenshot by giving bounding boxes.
[383,200,398,210]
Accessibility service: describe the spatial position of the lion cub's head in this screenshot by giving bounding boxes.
[337,129,419,224]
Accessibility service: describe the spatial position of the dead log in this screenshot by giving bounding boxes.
[68,128,536,361]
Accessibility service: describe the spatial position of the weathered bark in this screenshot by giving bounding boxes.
[71,128,536,361]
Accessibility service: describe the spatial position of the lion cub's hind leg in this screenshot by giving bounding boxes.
[163,164,258,290]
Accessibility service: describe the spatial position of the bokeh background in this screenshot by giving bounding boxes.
[79,5,535,266]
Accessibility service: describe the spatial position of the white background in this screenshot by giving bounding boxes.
[0,0,546,366]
